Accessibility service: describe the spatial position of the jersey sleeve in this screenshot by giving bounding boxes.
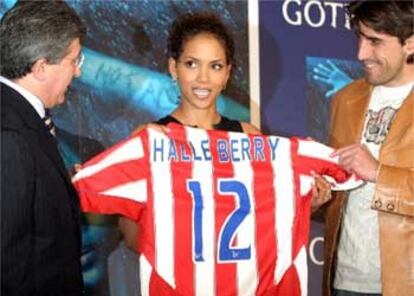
[73,131,150,221]
[292,137,363,191]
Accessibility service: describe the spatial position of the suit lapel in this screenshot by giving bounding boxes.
[37,129,80,223]
[1,83,78,201]
[344,82,413,163]
[37,127,75,185]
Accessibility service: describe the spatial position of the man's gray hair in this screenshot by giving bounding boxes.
[0,0,86,79]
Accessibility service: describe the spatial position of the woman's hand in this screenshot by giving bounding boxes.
[119,217,140,252]
[311,172,332,212]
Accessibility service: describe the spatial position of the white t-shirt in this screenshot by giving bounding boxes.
[334,82,414,293]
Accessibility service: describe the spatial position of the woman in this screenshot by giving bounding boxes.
[161,12,260,132]
[120,12,261,249]
[120,12,331,251]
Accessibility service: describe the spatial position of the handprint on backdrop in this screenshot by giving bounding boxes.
[312,60,353,98]
[306,57,363,142]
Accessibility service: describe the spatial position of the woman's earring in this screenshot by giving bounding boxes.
[171,77,180,104]
[171,77,178,89]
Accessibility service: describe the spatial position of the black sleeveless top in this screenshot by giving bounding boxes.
[156,115,243,132]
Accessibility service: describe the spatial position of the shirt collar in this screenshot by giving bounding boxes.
[0,75,46,118]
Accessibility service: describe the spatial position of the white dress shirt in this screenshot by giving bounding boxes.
[0,75,46,118]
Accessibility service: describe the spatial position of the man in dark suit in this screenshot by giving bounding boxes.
[1,1,86,295]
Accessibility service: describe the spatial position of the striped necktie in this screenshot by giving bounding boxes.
[43,109,56,136]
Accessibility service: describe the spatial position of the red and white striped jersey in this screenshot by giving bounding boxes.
[73,123,361,296]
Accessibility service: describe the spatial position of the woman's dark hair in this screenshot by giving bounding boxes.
[167,12,235,66]
[347,1,413,63]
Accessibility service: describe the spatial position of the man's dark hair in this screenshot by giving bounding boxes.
[347,1,414,63]
[0,0,86,79]
[167,12,235,67]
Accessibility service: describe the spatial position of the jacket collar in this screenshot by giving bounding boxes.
[382,87,414,148]
[1,82,72,187]
[346,79,372,143]
[0,76,45,118]
[1,82,45,131]
[347,79,414,144]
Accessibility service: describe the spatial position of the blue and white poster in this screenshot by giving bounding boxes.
[1,1,249,295]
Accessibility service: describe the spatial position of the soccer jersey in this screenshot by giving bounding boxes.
[73,123,361,296]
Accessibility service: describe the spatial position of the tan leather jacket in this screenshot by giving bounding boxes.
[323,79,414,296]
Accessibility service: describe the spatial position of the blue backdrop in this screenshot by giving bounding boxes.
[0,1,249,295]
[259,1,362,295]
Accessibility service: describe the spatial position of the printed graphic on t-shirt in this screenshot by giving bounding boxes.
[363,106,398,145]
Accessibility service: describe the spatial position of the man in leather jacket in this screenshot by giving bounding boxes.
[323,1,414,296]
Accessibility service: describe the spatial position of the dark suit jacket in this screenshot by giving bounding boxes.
[1,82,84,295]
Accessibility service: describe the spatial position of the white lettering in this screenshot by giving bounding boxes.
[305,0,325,28]
[324,1,342,28]
[282,0,349,30]
[344,12,351,30]
[309,236,324,266]
[282,0,302,26]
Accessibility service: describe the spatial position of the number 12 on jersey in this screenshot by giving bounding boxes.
[187,179,252,263]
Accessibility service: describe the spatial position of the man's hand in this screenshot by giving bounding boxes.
[119,217,140,252]
[331,144,379,182]
[69,163,83,177]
